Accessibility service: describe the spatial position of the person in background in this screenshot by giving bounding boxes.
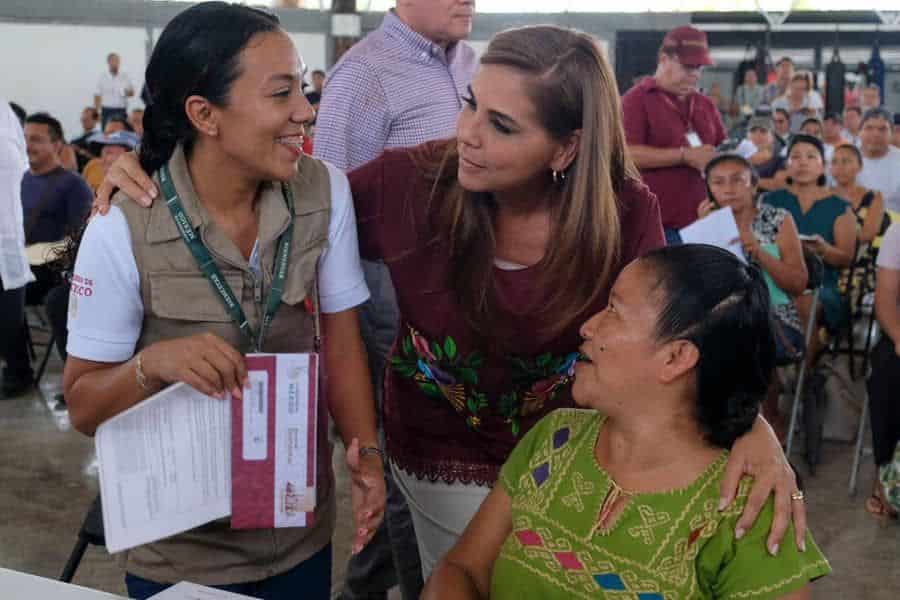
[312,1,477,596]
[822,113,848,149]
[622,25,726,244]
[304,69,326,111]
[857,108,900,213]
[94,52,135,128]
[831,143,889,339]
[70,107,100,172]
[772,72,822,133]
[4,113,92,396]
[831,143,886,245]
[21,113,92,286]
[92,130,140,176]
[843,105,862,146]
[773,107,792,146]
[734,68,764,119]
[860,84,881,113]
[893,113,900,149]
[765,134,855,341]
[746,116,786,191]
[128,107,145,137]
[81,117,134,191]
[763,56,795,106]
[0,100,32,399]
[698,154,807,435]
[707,81,731,128]
[425,244,829,600]
[800,117,823,139]
[866,222,900,521]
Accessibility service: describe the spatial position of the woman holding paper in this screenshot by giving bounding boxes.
[93,25,808,580]
[697,153,808,432]
[63,4,383,598]
[698,154,808,353]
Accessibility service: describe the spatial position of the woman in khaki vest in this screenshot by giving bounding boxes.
[63,4,384,598]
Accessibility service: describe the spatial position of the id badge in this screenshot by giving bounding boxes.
[685,131,702,148]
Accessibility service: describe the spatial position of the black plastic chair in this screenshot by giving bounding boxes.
[784,250,826,470]
[60,494,105,583]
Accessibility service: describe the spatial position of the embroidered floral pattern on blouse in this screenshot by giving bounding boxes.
[390,326,578,435]
[499,352,579,436]
[391,327,487,429]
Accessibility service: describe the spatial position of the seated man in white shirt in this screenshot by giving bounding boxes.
[857,108,900,213]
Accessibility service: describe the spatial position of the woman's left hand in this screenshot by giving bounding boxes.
[739,228,760,259]
[720,416,807,555]
[346,438,386,555]
[801,234,827,256]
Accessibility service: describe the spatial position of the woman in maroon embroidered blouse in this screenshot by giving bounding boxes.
[349,26,806,575]
[93,24,806,581]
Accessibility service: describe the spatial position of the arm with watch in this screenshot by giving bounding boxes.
[64,166,384,553]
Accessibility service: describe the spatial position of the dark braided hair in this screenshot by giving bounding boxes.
[642,244,776,448]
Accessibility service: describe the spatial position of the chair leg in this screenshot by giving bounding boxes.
[786,361,806,458]
[849,391,870,497]
[23,319,36,362]
[59,537,89,583]
[786,289,821,458]
[34,333,56,386]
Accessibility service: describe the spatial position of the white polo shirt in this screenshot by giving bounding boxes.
[858,145,900,213]
[96,71,133,109]
[67,161,370,362]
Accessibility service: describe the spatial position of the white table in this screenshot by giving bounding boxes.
[0,567,128,599]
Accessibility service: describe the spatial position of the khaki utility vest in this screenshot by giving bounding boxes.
[114,146,335,584]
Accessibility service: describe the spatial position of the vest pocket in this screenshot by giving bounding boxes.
[281,237,326,307]
[148,271,245,322]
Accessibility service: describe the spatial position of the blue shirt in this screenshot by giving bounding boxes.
[763,189,849,293]
[21,167,93,244]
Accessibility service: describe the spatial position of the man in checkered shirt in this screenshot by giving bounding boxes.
[313,2,477,599]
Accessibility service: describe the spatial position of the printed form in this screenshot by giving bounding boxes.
[95,383,231,553]
[94,354,318,552]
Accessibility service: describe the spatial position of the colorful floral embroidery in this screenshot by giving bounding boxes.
[498,352,579,436]
[391,327,488,428]
[391,325,577,435]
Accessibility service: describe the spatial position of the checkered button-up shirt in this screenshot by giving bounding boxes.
[313,10,478,171]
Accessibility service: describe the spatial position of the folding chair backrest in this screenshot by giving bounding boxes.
[802,248,825,291]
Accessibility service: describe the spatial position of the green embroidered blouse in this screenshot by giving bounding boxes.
[492,409,831,599]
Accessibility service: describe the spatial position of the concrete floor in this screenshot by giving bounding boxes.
[1,351,898,599]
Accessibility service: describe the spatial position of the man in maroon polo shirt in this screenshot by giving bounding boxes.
[622,25,726,244]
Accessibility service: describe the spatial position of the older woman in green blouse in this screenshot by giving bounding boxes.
[425,244,829,599]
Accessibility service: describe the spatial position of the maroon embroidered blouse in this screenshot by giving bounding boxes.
[349,144,665,485]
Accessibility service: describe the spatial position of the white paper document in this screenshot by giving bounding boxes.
[95,383,231,553]
[679,205,747,263]
[733,139,758,160]
[147,581,256,600]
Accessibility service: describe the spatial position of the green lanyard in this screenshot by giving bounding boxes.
[159,163,294,352]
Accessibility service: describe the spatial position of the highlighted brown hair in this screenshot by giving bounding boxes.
[414,25,637,343]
